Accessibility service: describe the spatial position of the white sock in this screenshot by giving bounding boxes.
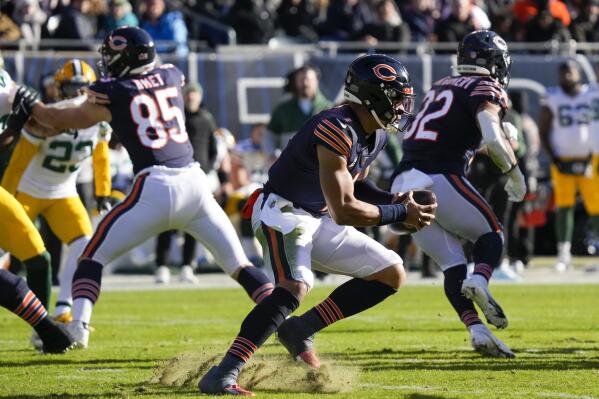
[55,236,89,316]
[471,273,488,286]
[557,242,572,263]
[72,298,94,325]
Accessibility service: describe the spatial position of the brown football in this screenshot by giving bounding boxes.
[389,189,437,234]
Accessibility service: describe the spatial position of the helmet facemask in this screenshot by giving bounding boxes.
[367,84,415,133]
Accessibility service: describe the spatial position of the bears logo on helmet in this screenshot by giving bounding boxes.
[98,26,156,78]
[457,30,512,87]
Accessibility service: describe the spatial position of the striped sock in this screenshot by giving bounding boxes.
[226,336,257,363]
[301,278,397,335]
[460,309,482,328]
[237,266,274,304]
[72,259,103,304]
[473,263,493,282]
[12,290,48,327]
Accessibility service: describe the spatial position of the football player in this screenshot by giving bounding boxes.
[391,30,525,358]
[539,61,597,272]
[0,68,73,353]
[199,54,435,396]
[2,59,112,327]
[10,26,273,349]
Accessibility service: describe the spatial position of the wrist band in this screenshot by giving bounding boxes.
[377,204,407,226]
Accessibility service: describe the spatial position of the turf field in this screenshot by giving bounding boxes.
[1,284,598,399]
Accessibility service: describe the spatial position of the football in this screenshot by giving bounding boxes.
[389,190,437,235]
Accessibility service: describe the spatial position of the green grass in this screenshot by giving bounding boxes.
[1,284,598,399]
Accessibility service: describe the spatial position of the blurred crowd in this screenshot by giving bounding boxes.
[1,0,599,50]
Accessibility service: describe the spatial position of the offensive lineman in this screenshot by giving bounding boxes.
[391,30,525,358]
[2,59,112,327]
[199,54,436,396]
[10,26,274,348]
[0,68,73,353]
[539,61,598,272]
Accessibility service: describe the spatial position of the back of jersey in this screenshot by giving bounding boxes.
[399,75,508,176]
[88,64,194,174]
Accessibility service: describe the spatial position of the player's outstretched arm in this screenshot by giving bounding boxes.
[317,145,435,228]
[537,105,557,162]
[477,101,526,201]
[31,99,111,135]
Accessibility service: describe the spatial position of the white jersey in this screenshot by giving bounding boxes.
[18,95,111,199]
[542,85,591,158]
[585,84,599,154]
[0,68,16,122]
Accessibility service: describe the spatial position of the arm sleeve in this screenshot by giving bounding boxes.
[92,140,112,197]
[312,118,353,161]
[1,131,41,195]
[354,179,395,205]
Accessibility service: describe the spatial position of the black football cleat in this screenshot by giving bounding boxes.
[199,366,255,396]
[38,319,75,354]
[277,316,320,368]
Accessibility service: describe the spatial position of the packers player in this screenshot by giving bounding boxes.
[0,67,73,352]
[2,59,112,323]
[539,61,598,272]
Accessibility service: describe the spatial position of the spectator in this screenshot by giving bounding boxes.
[226,0,274,44]
[513,0,571,27]
[570,0,599,43]
[491,12,519,42]
[99,0,139,37]
[264,64,332,158]
[0,12,21,41]
[523,9,571,42]
[399,0,438,42]
[12,0,47,42]
[275,0,320,43]
[319,0,378,41]
[433,0,476,42]
[355,0,411,43]
[140,0,188,55]
[52,0,96,49]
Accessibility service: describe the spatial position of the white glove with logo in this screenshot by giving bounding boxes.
[504,167,527,202]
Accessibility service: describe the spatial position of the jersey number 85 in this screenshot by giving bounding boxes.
[130,86,188,149]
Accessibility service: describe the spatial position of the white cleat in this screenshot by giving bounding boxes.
[155,265,171,284]
[493,260,523,282]
[179,265,199,284]
[469,324,515,358]
[65,321,90,349]
[462,275,508,329]
[555,261,570,273]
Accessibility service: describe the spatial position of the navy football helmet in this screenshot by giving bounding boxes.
[344,54,415,132]
[98,26,156,78]
[457,30,512,87]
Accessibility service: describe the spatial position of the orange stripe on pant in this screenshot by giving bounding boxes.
[82,173,147,259]
[450,175,501,232]
[266,226,287,283]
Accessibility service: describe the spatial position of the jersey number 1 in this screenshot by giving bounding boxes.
[404,89,454,142]
[130,87,188,149]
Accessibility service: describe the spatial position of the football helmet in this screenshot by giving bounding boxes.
[344,54,415,132]
[98,26,156,78]
[54,59,96,99]
[457,30,512,87]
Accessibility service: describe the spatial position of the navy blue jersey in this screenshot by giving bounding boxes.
[88,64,194,174]
[395,75,508,177]
[266,104,388,215]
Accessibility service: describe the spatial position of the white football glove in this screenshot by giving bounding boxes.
[504,167,526,202]
[501,122,518,141]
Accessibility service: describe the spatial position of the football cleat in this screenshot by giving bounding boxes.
[155,265,171,284]
[30,330,43,350]
[199,366,255,396]
[461,275,508,329]
[37,320,75,354]
[277,316,320,368]
[54,310,73,324]
[65,320,90,349]
[179,265,199,284]
[469,324,515,358]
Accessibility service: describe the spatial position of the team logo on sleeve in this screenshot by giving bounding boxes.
[373,64,397,81]
[109,35,128,51]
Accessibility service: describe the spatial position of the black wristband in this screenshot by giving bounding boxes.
[377,204,407,226]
